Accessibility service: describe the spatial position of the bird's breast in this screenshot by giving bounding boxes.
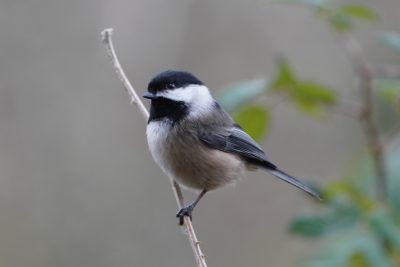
[146,120,173,176]
[146,120,245,190]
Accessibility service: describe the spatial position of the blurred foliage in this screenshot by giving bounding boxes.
[289,200,359,238]
[217,79,269,113]
[271,59,336,115]
[374,79,400,113]
[217,1,400,266]
[290,141,400,267]
[381,32,400,53]
[233,105,270,141]
[306,1,377,32]
[217,79,270,141]
[218,59,336,138]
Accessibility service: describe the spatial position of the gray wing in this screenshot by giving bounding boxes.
[199,124,276,169]
[199,124,321,199]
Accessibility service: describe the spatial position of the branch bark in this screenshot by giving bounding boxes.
[101,28,208,267]
[344,36,387,200]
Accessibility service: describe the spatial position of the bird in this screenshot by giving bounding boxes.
[142,70,321,225]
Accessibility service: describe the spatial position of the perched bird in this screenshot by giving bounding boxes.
[143,70,321,225]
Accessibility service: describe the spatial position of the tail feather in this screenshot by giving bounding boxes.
[269,168,322,200]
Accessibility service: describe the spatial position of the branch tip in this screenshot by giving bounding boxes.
[101,28,113,43]
[100,28,208,267]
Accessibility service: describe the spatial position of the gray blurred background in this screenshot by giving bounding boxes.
[1,0,399,266]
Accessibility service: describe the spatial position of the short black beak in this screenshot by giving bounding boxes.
[143,92,158,99]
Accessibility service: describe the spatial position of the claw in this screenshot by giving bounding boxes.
[175,189,207,225]
[176,205,194,225]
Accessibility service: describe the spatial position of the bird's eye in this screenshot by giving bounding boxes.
[167,83,175,89]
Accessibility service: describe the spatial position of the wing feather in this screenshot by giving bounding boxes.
[199,125,274,167]
[199,124,321,199]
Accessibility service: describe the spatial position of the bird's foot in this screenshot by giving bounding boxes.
[176,204,195,225]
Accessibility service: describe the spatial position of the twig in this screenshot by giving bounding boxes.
[101,28,208,267]
[101,29,148,120]
[344,36,387,200]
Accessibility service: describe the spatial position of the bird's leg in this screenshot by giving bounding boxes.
[176,189,207,225]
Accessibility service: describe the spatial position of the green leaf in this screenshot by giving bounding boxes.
[356,236,391,267]
[292,81,337,115]
[323,181,375,212]
[294,98,324,115]
[339,5,377,21]
[271,59,337,115]
[374,79,400,101]
[233,105,269,141]
[271,59,296,90]
[315,6,353,32]
[306,232,391,267]
[349,142,400,218]
[315,5,376,32]
[374,79,400,112]
[290,202,359,238]
[369,209,400,249]
[217,79,268,112]
[381,33,400,52]
[295,81,336,104]
[324,181,354,198]
[305,0,329,8]
[387,142,400,219]
[349,253,371,267]
[329,11,353,32]
[290,215,326,237]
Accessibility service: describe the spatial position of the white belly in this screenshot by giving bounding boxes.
[146,120,245,190]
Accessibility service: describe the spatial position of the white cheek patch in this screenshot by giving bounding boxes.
[157,86,195,102]
[157,85,214,117]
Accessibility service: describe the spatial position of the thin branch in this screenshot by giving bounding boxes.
[101,29,148,120]
[344,36,387,200]
[101,28,208,267]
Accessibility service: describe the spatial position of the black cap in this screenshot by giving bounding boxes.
[147,70,204,94]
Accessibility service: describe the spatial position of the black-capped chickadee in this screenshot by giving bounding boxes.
[143,70,321,225]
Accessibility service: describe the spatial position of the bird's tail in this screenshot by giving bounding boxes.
[267,168,322,200]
